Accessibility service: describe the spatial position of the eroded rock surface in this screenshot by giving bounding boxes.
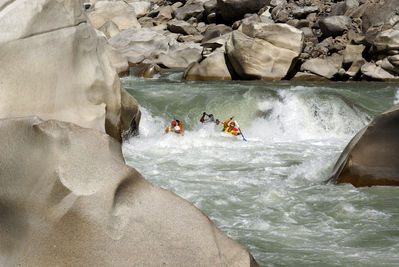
[0,117,258,266]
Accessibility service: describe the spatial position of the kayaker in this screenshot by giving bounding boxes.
[200,112,220,125]
[165,120,183,135]
[222,116,240,136]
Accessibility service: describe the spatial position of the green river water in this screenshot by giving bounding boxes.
[121,71,399,267]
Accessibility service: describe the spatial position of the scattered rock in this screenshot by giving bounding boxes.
[300,58,340,79]
[373,29,399,52]
[174,2,205,21]
[342,44,365,64]
[319,15,351,37]
[361,62,397,81]
[292,5,319,19]
[167,19,200,35]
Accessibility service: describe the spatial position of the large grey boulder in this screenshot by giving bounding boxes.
[201,24,232,43]
[300,58,340,79]
[373,29,399,52]
[174,2,205,21]
[241,21,304,54]
[331,0,358,16]
[329,104,399,187]
[292,5,319,19]
[361,62,397,81]
[167,19,200,35]
[87,1,141,31]
[380,57,399,75]
[216,0,270,23]
[319,15,351,37]
[109,27,173,64]
[0,117,258,266]
[0,2,139,142]
[226,31,298,80]
[342,44,365,64]
[156,42,203,69]
[183,52,233,80]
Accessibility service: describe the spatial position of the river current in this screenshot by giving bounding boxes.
[122,71,399,267]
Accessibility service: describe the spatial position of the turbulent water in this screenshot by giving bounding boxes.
[122,71,399,267]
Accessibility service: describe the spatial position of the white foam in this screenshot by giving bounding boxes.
[394,89,399,104]
[246,89,369,142]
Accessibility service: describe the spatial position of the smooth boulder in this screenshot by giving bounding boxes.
[183,52,233,80]
[329,104,399,187]
[0,117,258,266]
[361,62,397,81]
[0,20,139,142]
[319,16,351,37]
[300,58,340,79]
[226,31,298,80]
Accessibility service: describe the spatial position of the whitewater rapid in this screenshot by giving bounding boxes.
[122,72,399,266]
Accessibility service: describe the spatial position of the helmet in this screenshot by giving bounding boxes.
[171,121,177,126]
[230,122,235,126]
[174,126,180,133]
[209,114,213,117]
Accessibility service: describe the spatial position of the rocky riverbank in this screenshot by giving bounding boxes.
[86,0,399,81]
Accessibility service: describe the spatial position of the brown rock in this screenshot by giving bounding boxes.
[330,104,399,187]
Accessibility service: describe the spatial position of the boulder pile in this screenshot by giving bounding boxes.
[89,0,399,81]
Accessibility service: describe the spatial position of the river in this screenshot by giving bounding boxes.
[121,71,399,267]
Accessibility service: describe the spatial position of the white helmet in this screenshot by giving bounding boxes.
[174,126,180,133]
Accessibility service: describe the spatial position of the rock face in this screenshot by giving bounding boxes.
[0,1,140,140]
[226,31,299,80]
[329,104,399,187]
[0,117,258,266]
[0,0,140,142]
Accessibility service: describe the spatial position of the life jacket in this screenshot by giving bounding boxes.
[224,127,239,136]
[222,118,240,136]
